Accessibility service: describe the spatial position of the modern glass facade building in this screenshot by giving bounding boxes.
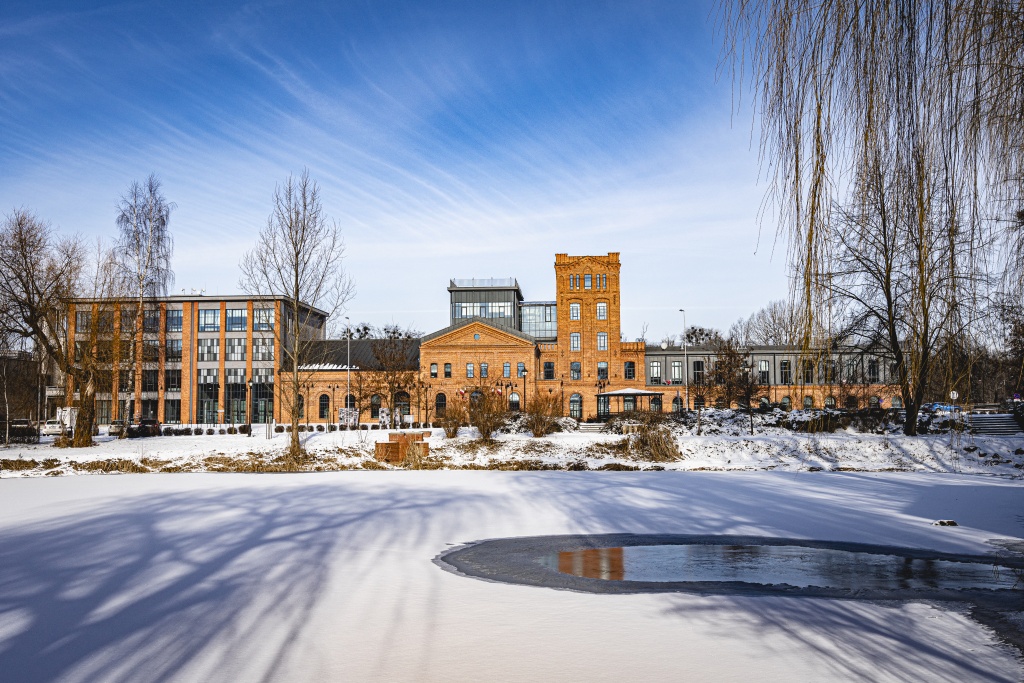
[448,278,523,331]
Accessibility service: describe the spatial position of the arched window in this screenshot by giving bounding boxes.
[394,391,411,416]
[651,397,662,412]
[845,395,859,410]
[780,396,791,410]
[672,396,683,413]
[759,397,770,410]
[345,394,356,409]
[824,396,836,409]
[370,394,381,419]
[509,392,520,411]
[803,396,814,409]
[694,396,706,409]
[435,393,447,417]
[319,394,330,419]
[569,393,583,419]
[297,394,305,420]
[869,396,881,409]
[891,396,903,409]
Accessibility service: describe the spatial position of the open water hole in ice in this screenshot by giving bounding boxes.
[546,545,1019,590]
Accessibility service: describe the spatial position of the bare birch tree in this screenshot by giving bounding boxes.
[239,169,354,462]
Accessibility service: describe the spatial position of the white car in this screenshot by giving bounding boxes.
[40,419,68,437]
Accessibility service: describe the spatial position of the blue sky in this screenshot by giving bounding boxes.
[0,0,787,339]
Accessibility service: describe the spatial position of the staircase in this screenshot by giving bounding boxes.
[578,422,605,434]
[969,413,1023,436]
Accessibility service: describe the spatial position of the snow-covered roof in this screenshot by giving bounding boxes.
[297,364,360,371]
[596,387,664,397]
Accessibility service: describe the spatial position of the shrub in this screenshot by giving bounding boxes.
[162,427,175,436]
[316,424,324,432]
[238,424,251,434]
[218,428,226,435]
[524,392,562,437]
[206,428,215,435]
[194,427,205,435]
[286,426,293,433]
[275,425,285,433]
[227,427,237,435]
[360,424,369,430]
[328,424,337,432]
[629,425,682,462]
[370,424,380,430]
[439,401,467,438]
[468,388,508,442]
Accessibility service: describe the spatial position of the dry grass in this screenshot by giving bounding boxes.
[1,458,39,471]
[628,426,683,462]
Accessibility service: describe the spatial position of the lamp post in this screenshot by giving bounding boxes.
[246,378,253,437]
[679,308,689,411]
[521,368,528,412]
[345,316,351,428]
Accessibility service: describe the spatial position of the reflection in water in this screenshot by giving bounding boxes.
[554,545,1017,591]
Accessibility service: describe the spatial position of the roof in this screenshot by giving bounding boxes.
[596,387,665,397]
[420,318,536,345]
[301,338,420,371]
[70,294,329,317]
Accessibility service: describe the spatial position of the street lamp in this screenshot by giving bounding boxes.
[246,378,253,437]
[521,368,528,411]
[679,308,689,411]
[345,316,351,429]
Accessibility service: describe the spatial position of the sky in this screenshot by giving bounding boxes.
[0,0,789,340]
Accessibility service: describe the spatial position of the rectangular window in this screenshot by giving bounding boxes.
[584,274,592,290]
[166,309,183,333]
[96,400,112,425]
[480,363,489,378]
[671,361,683,382]
[198,309,220,332]
[570,361,581,380]
[97,310,114,333]
[142,369,159,393]
[164,399,181,424]
[75,310,92,331]
[197,368,219,384]
[868,359,880,383]
[602,274,607,289]
[120,307,136,332]
[143,309,160,333]
[543,362,555,380]
[466,363,474,378]
[226,309,247,332]
[253,308,274,331]
[570,333,580,351]
[430,363,438,378]
[624,361,635,380]
[649,361,662,384]
[118,370,133,393]
[225,368,245,384]
[596,303,607,320]
[570,303,580,320]
[166,339,182,362]
[444,363,452,378]
[165,369,182,392]
[503,362,511,378]
[693,360,705,384]
[143,339,160,362]
[597,362,608,380]
[252,337,274,361]
[226,337,246,361]
[253,368,274,384]
[569,275,574,290]
[518,362,526,377]
[802,360,814,384]
[198,338,219,362]
[758,359,770,385]
[597,332,608,351]
[780,360,792,385]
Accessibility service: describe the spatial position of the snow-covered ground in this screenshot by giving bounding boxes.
[0,471,1021,681]
[2,420,1023,476]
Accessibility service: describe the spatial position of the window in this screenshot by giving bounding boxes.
[518,362,526,377]
[802,360,814,384]
[165,369,182,392]
[198,309,220,332]
[596,302,607,320]
[164,399,181,424]
[570,303,580,320]
[649,361,662,384]
[118,370,133,393]
[503,362,511,378]
[824,396,836,409]
[584,274,592,289]
[226,338,246,362]
[480,363,488,378]
[166,339,182,362]
[508,392,520,412]
[624,361,635,380]
[253,338,274,361]
[371,395,381,419]
[570,333,580,351]
[597,395,610,416]
[597,333,608,351]
[430,363,438,378]
[143,339,160,362]
[570,362,581,380]
[395,391,410,416]
[891,396,903,408]
[543,362,555,380]
[869,395,880,409]
[166,309,183,333]
[319,394,330,419]
[142,369,159,393]
[75,310,92,331]
[569,275,574,290]
[803,396,814,409]
[845,395,859,409]
[569,393,583,418]
[671,361,683,383]
[597,362,608,380]
[867,359,880,383]
[97,310,114,333]
[444,363,452,378]
[780,396,791,410]
[253,368,274,384]
[758,360,770,385]
[198,338,219,362]
[780,360,792,385]
[226,309,247,332]
[253,308,274,331]
[197,369,218,387]
[651,397,662,412]
[435,393,447,417]
[602,274,607,290]
[693,360,705,384]
[466,363,474,378]
[120,307,136,332]
[143,309,160,333]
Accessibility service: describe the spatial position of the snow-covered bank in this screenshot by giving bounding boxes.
[0,472,1020,681]
[2,425,1023,477]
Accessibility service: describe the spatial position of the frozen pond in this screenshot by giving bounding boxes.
[547,544,1019,591]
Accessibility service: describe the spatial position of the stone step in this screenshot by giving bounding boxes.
[969,414,1022,435]
[578,422,605,433]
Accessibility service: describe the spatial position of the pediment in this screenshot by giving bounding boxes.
[421,320,535,348]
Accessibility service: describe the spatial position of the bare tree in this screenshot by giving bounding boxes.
[524,390,561,437]
[740,300,799,346]
[239,169,354,461]
[368,325,420,429]
[115,174,174,423]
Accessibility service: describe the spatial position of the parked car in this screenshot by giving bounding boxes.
[40,419,68,437]
[108,420,126,437]
[135,419,162,437]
